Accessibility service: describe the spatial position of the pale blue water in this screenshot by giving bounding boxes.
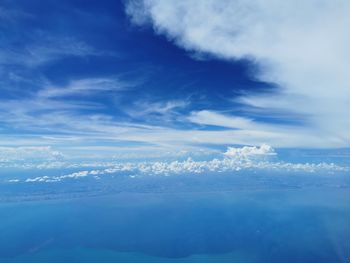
[1,185,350,262]
[1,171,350,262]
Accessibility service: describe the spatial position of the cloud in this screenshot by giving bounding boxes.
[25,171,89,183]
[188,110,253,129]
[0,146,64,163]
[0,76,137,137]
[18,155,348,183]
[224,144,276,159]
[38,78,131,99]
[0,6,32,22]
[126,0,350,147]
[0,36,97,68]
[125,99,189,120]
[9,144,348,183]
[0,104,342,150]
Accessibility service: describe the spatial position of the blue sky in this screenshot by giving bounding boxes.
[0,0,349,170]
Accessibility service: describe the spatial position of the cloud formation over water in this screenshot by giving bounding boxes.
[6,145,347,184]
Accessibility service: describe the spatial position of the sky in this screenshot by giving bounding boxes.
[0,0,350,172]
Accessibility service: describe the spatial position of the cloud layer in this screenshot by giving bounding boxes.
[5,145,348,183]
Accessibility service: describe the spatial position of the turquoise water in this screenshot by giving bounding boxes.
[1,188,350,263]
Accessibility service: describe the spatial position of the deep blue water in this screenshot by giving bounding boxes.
[1,181,350,263]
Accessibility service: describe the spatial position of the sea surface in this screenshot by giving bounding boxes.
[1,173,350,262]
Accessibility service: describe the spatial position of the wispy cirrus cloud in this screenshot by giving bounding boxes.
[188,110,254,130]
[38,78,132,99]
[127,100,189,117]
[0,76,136,139]
[0,6,32,22]
[0,36,98,68]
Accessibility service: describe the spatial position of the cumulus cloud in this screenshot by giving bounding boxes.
[13,144,347,183]
[25,170,89,183]
[126,0,350,147]
[224,144,276,159]
[20,158,347,183]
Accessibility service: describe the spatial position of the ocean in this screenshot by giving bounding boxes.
[1,179,350,263]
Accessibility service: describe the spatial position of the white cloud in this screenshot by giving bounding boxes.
[126,0,350,147]
[20,158,347,183]
[7,179,20,183]
[38,78,131,99]
[12,144,348,183]
[0,146,64,163]
[24,170,89,183]
[125,99,189,120]
[186,110,328,147]
[224,144,276,159]
[0,36,98,68]
[188,110,253,129]
[0,76,138,138]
